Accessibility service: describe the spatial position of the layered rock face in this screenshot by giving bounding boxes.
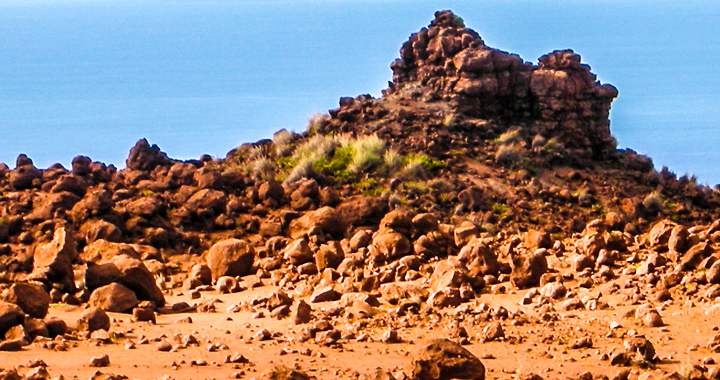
[389,10,618,158]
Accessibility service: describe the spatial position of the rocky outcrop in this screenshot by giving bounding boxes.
[125,138,172,171]
[388,10,618,158]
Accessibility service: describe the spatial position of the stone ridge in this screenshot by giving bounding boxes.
[389,10,619,159]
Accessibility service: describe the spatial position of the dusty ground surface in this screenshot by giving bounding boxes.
[5,266,720,380]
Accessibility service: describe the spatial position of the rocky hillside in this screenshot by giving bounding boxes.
[2,10,720,380]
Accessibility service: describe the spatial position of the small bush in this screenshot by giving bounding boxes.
[400,155,426,179]
[531,135,547,151]
[643,190,664,212]
[249,157,275,181]
[495,127,522,145]
[495,143,524,165]
[285,156,316,184]
[383,149,402,171]
[541,137,565,156]
[306,113,329,134]
[273,129,295,157]
[247,144,269,161]
[348,134,385,173]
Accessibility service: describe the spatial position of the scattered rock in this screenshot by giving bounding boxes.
[410,338,485,380]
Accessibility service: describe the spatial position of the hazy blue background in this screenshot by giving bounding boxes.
[1,0,719,184]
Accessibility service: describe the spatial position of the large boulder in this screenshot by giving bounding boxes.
[8,163,42,190]
[410,339,485,380]
[126,138,171,171]
[107,255,165,307]
[282,238,313,266]
[510,250,548,289]
[370,229,412,263]
[186,189,227,218]
[2,282,51,319]
[30,226,77,293]
[288,206,346,239]
[81,239,141,262]
[88,283,139,313]
[0,302,25,336]
[206,239,256,282]
[77,307,110,332]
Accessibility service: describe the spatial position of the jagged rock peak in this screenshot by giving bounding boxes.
[126,138,172,171]
[389,10,619,159]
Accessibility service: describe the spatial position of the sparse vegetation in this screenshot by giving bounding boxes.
[643,190,664,212]
[495,143,525,165]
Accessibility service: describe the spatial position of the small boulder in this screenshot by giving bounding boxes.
[291,299,313,325]
[410,339,485,380]
[88,283,139,313]
[510,251,548,289]
[0,302,25,336]
[77,307,111,332]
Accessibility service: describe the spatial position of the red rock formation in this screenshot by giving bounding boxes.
[389,10,618,158]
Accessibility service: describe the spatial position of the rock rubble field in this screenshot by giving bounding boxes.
[2,10,720,380]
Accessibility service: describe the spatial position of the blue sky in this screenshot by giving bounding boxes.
[1,0,719,184]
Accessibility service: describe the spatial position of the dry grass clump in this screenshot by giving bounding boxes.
[249,157,276,181]
[495,144,525,165]
[348,134,386,173]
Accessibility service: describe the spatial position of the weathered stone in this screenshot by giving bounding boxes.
[88,283,139,313]
[282,238,313,266]
[288,206,346,239]
[0,302,25,337]
[510,251,548,289]
[81,239,141,263]
[410,338,485,380]
[132,307,156,323]
[430,260,468,292]
[126,138,171,171]
[89,354,111,367]
[635,304,664,327]
[107,254,165,307]
[623,336,656,362]
[206,239,255,282]
[482,321,505,341]
[31,226,77,292]
[649,220,675,249]
[216,276,238,294]
[371,229,412,262]
[524,230,552,249]
[291,299,313,325]
[310,286,341,303]
[315,241,345,271]
[77,307,111,332]
[454,221,478,248]
[2,282,50,319]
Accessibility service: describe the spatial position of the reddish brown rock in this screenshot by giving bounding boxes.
[77,307,111,332]
[282,238,313,266]
[410,338,485,380]
[126,138,171,171]
[371,229,412,263]
[106,254,165,307]
[30,226,77,293]
[510,250,548,289]
[88,283,139,313]
[288,206,346,239]
[2,282,50,319]
[206,239,256,282]
[0,302,25,336]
